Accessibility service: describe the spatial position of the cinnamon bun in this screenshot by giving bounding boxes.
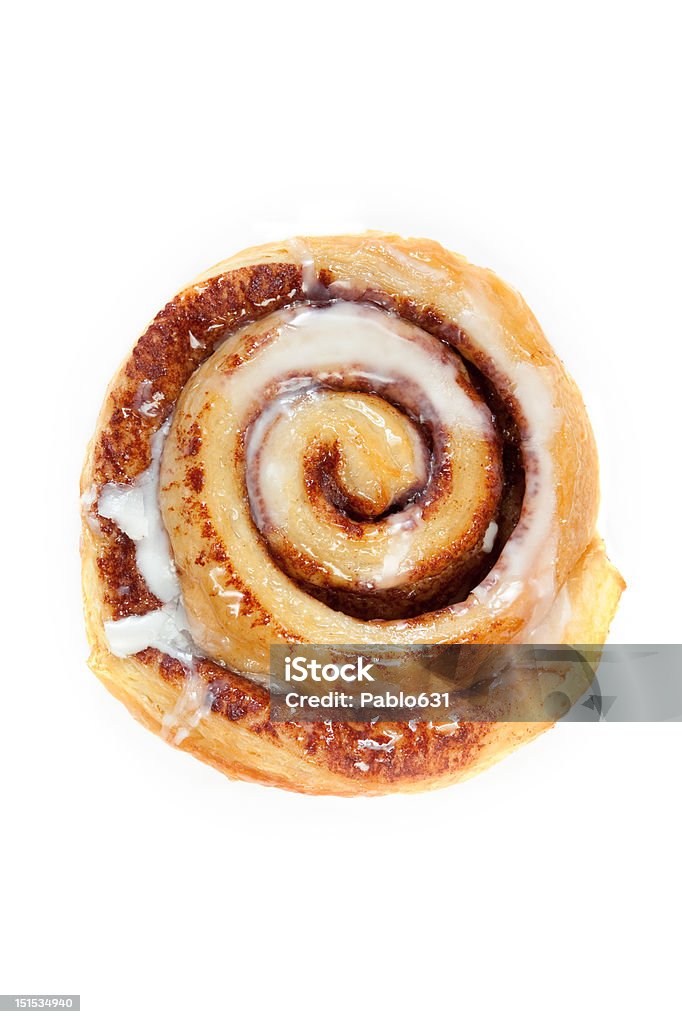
[80,234,624,794]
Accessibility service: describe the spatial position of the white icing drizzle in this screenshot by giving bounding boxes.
[233,303,492,434]
[288,238,327,300]
[456,285,560,626]
[161,665,215,746]
[482,521,498,554]
[104,597,193,661]
[207,567,245,617]
[81,483,98,507]
[133,380,166,420]
[382,243,449,282]
[244,378,319,511]
[81,484,103,537]
[434,719,460,735]
[357,731,400,752]
[99,422,179,603]
[376,507,423,586]
[97,421,213,744]
[139,392,165,418]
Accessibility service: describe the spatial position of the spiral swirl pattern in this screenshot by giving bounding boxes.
[162,299,520,677]
[81,233,624,794]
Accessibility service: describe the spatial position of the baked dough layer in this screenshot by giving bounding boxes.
[81,234,624,795]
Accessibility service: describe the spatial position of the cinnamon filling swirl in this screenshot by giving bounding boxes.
[156,298,536,679]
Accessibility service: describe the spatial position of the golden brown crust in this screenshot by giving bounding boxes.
[81,233,625,795]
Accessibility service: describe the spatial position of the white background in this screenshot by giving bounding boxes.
[2,2,681,1022]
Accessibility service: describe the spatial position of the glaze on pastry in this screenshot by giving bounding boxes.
[80,234,624,794]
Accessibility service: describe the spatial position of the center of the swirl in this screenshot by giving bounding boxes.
[306,392,430,520]
[226,303,503,618]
